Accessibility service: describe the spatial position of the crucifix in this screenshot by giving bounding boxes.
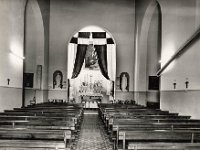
[7,78,10,85]
[185,79,189,89]
[173,81,176,89]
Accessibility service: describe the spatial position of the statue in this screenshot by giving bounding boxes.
[120,72,129,92]
[53,70,63,89]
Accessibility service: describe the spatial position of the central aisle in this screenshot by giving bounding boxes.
[74,110,113,150]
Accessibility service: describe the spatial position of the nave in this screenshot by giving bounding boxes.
[1,0,200,149]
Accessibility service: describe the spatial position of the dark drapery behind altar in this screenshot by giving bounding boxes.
[78,32,90,38]
[72,44,87,79]
[67,79,70,100]
[95,45,109,80]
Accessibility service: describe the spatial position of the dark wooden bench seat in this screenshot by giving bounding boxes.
[101,111,189,127]
[0,147,69,150]
[14,106,83,111]
[101,109,169,114]
[11,108,82,112]
[118,130,200,150]
[4,109,82,115]
[0,112,81,118]
[108,115,191,123]
[99,108,185,120]
[98,104,172,113]
[0,103,84,149]
[0,125,76,144]
[0,129,73,149]
[0,115,79,125]
[127,142,200,150]
[104,111,178,117]
[110,118,200,125]
[5,107,83,114]
[0,127,76,149]
[3,109,82,114]
[112,123,200,131]
[105,114,180,120]
[0,129,67,140]
[111,123,200,148]
[0,112,82,122]
[0,125,72,130]
[26,102,83,106]
[99,104,143,109]
[113,123,200,131]
[0,120,76,130]
[0,114,81,128]
[107,118,199,132]
[0,139,68,150]
[0,115,75,121]
[26,103,83,108]
[103,112,182,121]
[98,103,200,150]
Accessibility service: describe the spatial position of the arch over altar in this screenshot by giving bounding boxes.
[67,26,116,106]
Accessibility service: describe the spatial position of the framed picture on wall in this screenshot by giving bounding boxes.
[148,76,160,90]
[24,73,34,88]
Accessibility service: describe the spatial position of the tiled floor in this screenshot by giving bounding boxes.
[74,110,113,150]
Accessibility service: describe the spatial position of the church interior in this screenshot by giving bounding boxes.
[1,0,200,149]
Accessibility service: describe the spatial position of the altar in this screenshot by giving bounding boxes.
[68,67,112,108]
[79,93,103,109]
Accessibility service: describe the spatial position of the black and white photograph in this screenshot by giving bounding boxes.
[0,0,200,149]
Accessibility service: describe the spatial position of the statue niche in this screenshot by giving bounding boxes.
[120,72,129,92]
[53,70,63,89]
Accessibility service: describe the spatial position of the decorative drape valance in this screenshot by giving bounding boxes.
[71,44,87,79]
[68,43,116,81]
[95,45,109,80]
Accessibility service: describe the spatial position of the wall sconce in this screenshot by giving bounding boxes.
[10,52,25,60]
[173,80,176,89]
[185,78,189,89]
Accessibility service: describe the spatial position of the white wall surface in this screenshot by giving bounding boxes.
[0,0,26,111]
[49,0,135,98]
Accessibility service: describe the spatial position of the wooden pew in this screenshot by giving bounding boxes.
[0,117,75,147]
[0,112,82,129]
[112,123,200,148]
[0,140,68,150]
[118,130,200,150]
[98,105,184,121]
[98,103,200,150]
[128,142,200,150]
[0,129,69,140]
[106,116,191,131]
[111,120,200,148]
[100,110,185,128]
[0,104,84,130]
[0,103,84,149]
[26,102,83,108]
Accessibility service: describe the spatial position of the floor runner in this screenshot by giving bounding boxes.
[74,110,113,150]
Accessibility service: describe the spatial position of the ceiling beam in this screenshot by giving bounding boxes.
[157,26,200,76]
